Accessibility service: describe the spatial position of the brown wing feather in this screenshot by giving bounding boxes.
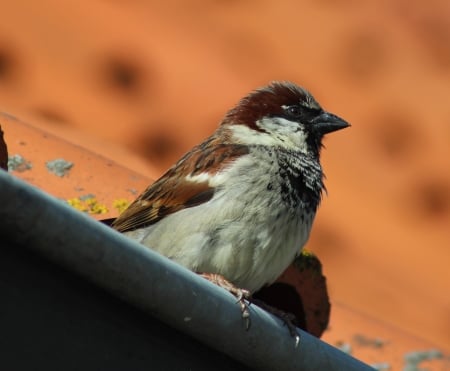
[112,138,249,233]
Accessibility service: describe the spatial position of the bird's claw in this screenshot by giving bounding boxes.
[234,288,251,329]
[198,273,252,330]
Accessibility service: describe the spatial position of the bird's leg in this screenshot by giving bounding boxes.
[198,273,251,329]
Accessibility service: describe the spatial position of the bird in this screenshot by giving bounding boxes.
[112,81,349,328]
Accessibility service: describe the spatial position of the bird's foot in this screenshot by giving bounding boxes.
[198,273,252,329]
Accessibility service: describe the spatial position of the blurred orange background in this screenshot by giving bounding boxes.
[0,0,449,354]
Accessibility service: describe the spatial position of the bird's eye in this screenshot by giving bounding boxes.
[286,105,301,116]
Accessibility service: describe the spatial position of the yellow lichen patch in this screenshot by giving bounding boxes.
[86,198,108,214]
[300,249,314,258]
[113,198,130,214]
[67,196,108,214]
[67,197,89,212]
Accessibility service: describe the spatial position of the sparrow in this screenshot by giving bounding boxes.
[112,81,349,328]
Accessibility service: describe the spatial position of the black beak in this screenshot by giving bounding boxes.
[311,112,350,135]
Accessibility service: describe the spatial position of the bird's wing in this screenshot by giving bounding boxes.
[112,140,249,233]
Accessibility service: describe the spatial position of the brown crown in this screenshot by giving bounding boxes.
[221,81,320,131]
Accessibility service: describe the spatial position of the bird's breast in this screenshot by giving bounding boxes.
[198,150,317,291]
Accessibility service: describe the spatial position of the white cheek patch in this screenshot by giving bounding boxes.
[257,117,299,133]
[257,117,309,153]
[230,121,309,152]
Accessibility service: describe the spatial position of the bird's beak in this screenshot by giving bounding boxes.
[311,112,350,135]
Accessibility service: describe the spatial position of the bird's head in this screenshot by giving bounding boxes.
[221,81,349,154]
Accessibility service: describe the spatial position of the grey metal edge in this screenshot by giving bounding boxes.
[0,170,374,371]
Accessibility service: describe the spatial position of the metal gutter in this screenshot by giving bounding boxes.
[0,170,374,371]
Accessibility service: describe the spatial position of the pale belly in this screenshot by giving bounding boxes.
[125,199,314,293]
